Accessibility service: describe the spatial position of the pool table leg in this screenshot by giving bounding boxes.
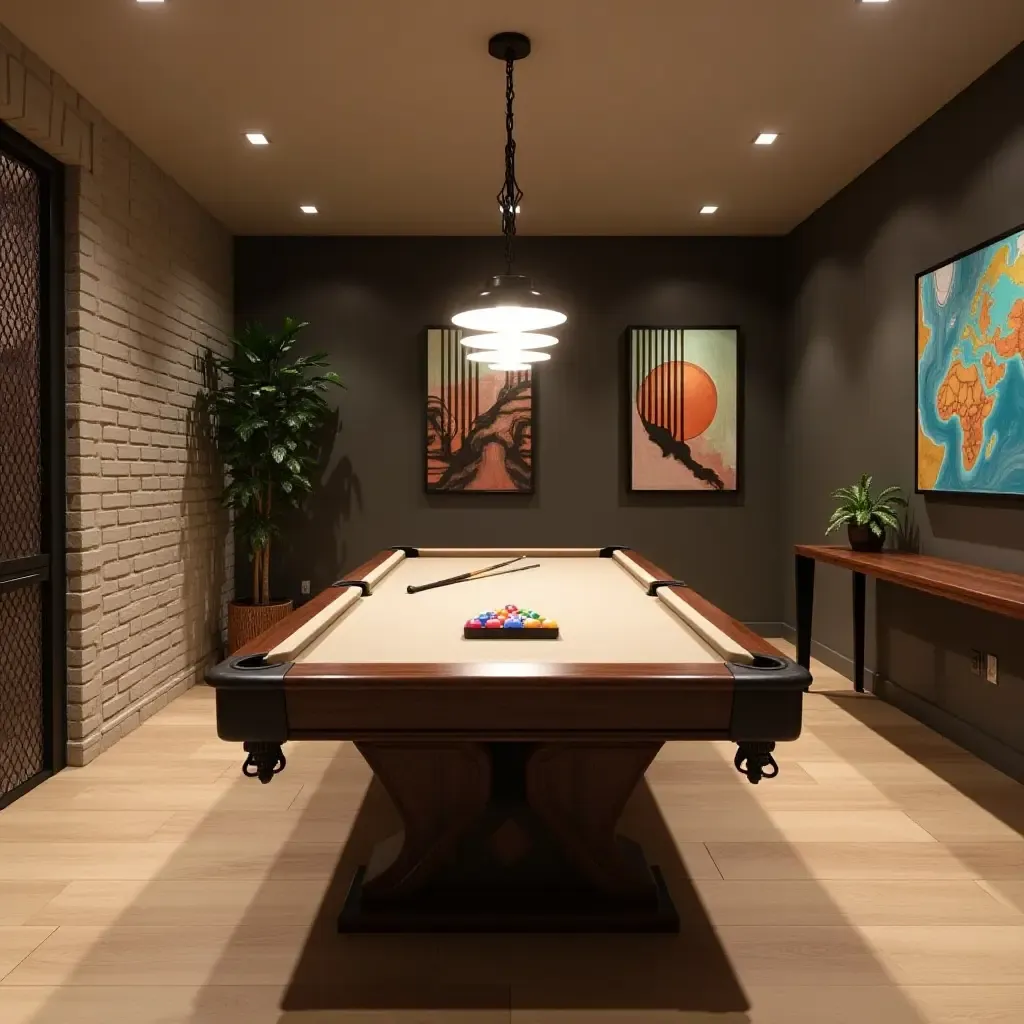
[354,742,491,898]
[340,739,678,932]
[526,742,663,897]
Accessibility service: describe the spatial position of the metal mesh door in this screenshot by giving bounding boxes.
[0,586,44,794]
[0,137,58,803]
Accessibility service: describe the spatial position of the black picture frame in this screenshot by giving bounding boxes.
[914,221,1024,497]
[624,325,743,494]
[423,326,537,495]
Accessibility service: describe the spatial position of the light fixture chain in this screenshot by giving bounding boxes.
[496,53,524,275]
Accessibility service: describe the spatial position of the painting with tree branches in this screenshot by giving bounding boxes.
[426,327,534,492]
[628,327,740,492]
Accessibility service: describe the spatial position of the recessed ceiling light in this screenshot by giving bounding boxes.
[245,132,269,146]
[700,205,719,215]
[299,205,318,215]
[754,132,779,146]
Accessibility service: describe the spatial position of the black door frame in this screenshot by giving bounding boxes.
[0,119,67,809]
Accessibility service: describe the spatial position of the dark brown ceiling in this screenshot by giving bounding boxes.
[3,0,1023,234]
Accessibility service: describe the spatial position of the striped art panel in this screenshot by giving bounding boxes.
[426,328,533,492]
[628,326,739,492]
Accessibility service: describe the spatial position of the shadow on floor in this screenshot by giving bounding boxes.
[277,770,750,1015]
[823,690,1024,840]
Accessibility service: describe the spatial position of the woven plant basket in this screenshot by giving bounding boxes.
[227,599,293,654]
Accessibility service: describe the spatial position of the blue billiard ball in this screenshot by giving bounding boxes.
[503,618,524,628]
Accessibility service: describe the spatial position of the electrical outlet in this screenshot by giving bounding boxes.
[986,653,998,685]
[970,649,984,676]
[300,579,311,596]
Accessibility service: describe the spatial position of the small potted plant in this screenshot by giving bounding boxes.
[825,474,907,552]
[208,318,343,652]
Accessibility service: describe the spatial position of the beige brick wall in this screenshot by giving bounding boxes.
[1,27,234,764]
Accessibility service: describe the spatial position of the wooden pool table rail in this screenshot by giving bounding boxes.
[235,546,782,669]
[234,549,397,658]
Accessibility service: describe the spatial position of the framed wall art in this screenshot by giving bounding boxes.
[627,326,740,492]
[425,327,534,493]
[916,224,1024,495]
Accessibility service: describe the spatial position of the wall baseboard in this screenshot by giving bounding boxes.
[747,621,789,640]
[872,676,1024,785]
[777,623,1024,785]
[66,660,206,766]
[774,624,882,688]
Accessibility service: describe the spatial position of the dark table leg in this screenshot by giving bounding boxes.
[795,555,815,669]
[852,571,866,693]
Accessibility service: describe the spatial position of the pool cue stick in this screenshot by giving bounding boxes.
[468,563,540,582]
[406,555,525,594]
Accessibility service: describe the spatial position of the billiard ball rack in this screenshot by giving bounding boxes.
[464,605,559,639]
[463,625,560,640]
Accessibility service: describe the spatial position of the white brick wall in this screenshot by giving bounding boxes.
[0,27,234,764]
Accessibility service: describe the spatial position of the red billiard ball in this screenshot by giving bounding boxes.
[465,619,483,629]
[485,618,502,628]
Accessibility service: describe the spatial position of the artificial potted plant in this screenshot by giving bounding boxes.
[825,474,907,553]
[209,318,343,652]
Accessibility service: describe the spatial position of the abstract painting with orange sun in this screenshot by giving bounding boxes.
[627,327,739,491]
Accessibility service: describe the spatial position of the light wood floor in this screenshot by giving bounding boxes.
[2,641,1024,1022]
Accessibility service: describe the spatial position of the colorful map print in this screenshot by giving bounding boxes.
[917,228,1024,495]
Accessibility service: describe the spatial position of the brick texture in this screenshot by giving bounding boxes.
[1,28,234,764]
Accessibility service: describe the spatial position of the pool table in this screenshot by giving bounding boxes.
[207,546,810,933]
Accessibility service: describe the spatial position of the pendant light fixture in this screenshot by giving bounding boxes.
[452,32,566,366]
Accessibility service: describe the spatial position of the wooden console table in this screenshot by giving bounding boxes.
[794,545,1024,692]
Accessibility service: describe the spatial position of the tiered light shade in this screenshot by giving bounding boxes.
[465,349,551,368]
[451,275,566,334]
[459,332,558,350]
[452,276,564,369]
[459,332,556,371]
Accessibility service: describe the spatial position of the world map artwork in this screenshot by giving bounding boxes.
[917,228,1024,495]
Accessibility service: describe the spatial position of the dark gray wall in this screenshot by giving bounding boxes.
[785,45,1024,773]
[234,237,787,626]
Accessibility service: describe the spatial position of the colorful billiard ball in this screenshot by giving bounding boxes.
[485,618,502,628]
[465,619,483,629]
[505,604,518,612]
[503,618,524,628]
[524,618,542,628]
[542,619,558,628]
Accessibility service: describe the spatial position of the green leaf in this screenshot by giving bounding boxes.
[873,509,900,530]
[204,317,343,600]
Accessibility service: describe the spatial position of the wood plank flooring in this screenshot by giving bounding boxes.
[2,641,1024,1022]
